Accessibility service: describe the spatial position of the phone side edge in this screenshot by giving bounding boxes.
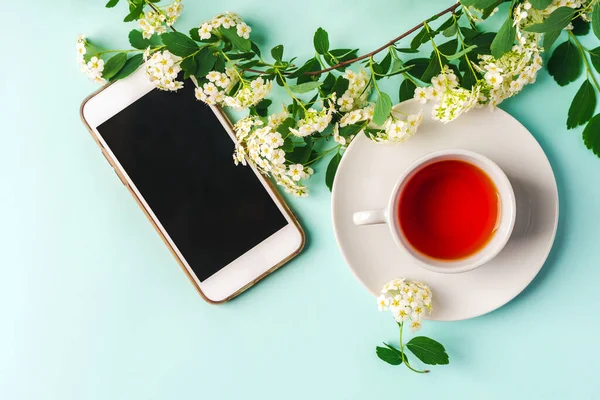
[80,86,216,304]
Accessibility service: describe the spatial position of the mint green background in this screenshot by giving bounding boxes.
[2,1,600,399]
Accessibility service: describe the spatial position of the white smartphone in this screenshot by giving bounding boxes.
[80,67,305,303]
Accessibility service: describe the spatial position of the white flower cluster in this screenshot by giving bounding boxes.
[374,111,424,143]
[198,12,252,41]
[138,1,183,39]
[474,35,542,106]
[333,104,374,146]
[377,278,432,332]
[233,116,314,197]
[513,0,588,31]
[144,50,184,91]
[289,105,335,137]
[414,67,480,123]
[195,71,272,110]
[337,69,371,112]
[76,35,106,85]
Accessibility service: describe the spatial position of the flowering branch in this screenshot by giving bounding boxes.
[375,279,448,373]
[78,0,600,197]
[305,2,461,76]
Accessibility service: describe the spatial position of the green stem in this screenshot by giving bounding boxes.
[368,57,382,94]
[306,145,341,165]
[276,70,308,112]
[398,322,429,374]
[97,49,140,56]
[570,32,600,93]
[453,13,478,78]
[424,22,447,75]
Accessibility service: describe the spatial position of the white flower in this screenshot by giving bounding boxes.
[337,94,354,111]
[378,278,433,325]
[413,87,428,104]
[287,164,306,181]
[195,87,207,101]
[377,294,389,311]
[215,74,231,89]
[236,22,252,39]
[232,116,312,197]
[198,23,213,40]
[410,320,422,332]
[144,50,183,91]
[138,9,171,39]
[340,109,363,127]
[268,109,289,128]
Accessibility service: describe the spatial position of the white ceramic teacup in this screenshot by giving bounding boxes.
[352,149,516,274]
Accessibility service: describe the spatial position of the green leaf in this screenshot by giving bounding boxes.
[161,32,199,57]
[421,56,442,83]
[314,27,330,55]
[395,47,419,54]
[193,47,217,79]
[387,60,414,77]
[110,53,143,81]
[287,138,313,164]
[326,152,342,191]
[332,76,350,98]
[465,32,496,55]
[583,114,600,157]
[373,92,392,126]
[460,60,480,89]
[589,47,600,74]
[543,30,562,51]
[254,99,272,117]
[567,80,596,129]
[572,16,590,36]
[376,344,404,366]
[326,48,359,67]
[271,45,284,61]
[128,29,152,50]
[180,56,197,79]
[277,118,297,138]
[220,27,251,52]
[548,40,582,86]
[460,0,499,8]
[288,81,323,94]
[406,336,449,366]
[123,3,143,22]
[529,0,552,9]
[436,39,458,58]
[443,23,458,38]
[446,45,478,61]
[399,79,417,102]
[404,58,430,79]
[102,53,128,81]
[491,16,516,59]
[320,73,336,95]
[339,124,364,138]
[410,28,430,50]
[189,28,201,42]
[481,0,505,19]
[106,0,119,7]
[593,3,600,41]
[525,7,576,33]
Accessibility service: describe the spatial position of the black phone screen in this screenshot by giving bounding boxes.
[96,82,288,282]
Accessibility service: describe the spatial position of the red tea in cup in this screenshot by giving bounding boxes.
[397,159,500,261]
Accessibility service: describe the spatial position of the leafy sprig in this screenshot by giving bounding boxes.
[78,0,600,196]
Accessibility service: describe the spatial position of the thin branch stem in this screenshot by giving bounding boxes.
[305,2,460,75]
[570,32,600,93]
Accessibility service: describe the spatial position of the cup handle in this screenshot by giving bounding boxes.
[353,209,388,226]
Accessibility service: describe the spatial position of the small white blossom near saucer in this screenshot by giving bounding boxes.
[376,278,449,373]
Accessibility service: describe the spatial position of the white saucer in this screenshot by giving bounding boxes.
[331,100,559,321]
